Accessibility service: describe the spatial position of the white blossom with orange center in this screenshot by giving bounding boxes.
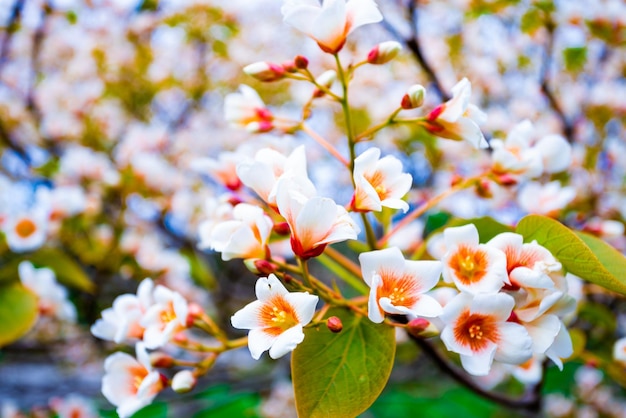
[359,247,443,323]
[102,343,164,418]
[351,147,413,213]
[487,232,562,290]
[3,210,48,253]
[231,274,318,359]
[424,78,488,149]
[91,279,154,344]
[19,261,76,322]
[441,224,508,294]
[140,285,189,349]
[440,292,532,376]
[275,177,359,259]
[200,203,273,261]
[281,0,382,54]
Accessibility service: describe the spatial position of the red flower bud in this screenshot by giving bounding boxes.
[327,316,343,333]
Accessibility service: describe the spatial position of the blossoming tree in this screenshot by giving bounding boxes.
[1,0,626,417]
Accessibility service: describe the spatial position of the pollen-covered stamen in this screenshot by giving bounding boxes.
[128,366,149,394]
[365,171,388,199]
[454,310,499,352]
[259,295,300,336]
[448,245,488,285]
[15,218,37,238]
[159,302,176,325]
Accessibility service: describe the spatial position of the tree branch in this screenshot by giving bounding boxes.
[539,23,575,143]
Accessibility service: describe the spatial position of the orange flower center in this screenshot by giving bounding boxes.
[15,218,37,238]
[454,310,499,352]
[128,365,149,395]
[365,171,388,200]
[259,295,299,337]
[448,245,488,285]
[377,271,419,308]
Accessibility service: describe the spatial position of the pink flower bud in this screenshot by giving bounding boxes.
[406,318,430,337]
[401,84,426,109]
[367,41,402,65]
[244,258,278,275]
[171,370,196,393]
[294,55,309,70]
[327,316,343,333]
[243,62,286,82]
[150,352,174,368]
[273,222,291,235]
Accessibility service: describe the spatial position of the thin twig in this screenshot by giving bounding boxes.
[540,22,574,143]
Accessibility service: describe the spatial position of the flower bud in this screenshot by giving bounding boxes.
[244,258,278,275]
[150,352,174,368]
[273,221,291,236]
[246,120,274,133]
[367,41,402,65]
[327,316,343,333]
[243,62,286,82]
[294,55,309,70]
[282,60,297,73]
[171,370,196,393]
[495,173,518,187]
[401,84,426,109]
[406,318,430,337]
[475,178,493,199]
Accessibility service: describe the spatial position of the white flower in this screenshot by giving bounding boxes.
[281,0,382,54]
[171,370,196,393]
[102,343,164,418]
[518,181,575,215]
[276,179,359,259]
[140,285,189,349]
[441,224,508,294]
[424,78,488,149]
[359,247,442,323]
[224,85,273,132]
[351,147,412,213]
[3,209,48,253]
[231,274,318,359]
[91,279,154,344]
[440,292,533,376]
[613,337,626,364]
[19,261,76,322]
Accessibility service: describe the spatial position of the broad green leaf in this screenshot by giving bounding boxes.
[516,215,626,295]
[182,249,217,289]
[28,248,94,293]
[292,307,395,418]
[0,282,38,347]
[131,402,167,418]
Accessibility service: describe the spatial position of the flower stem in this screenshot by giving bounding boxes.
[300,123,350,167]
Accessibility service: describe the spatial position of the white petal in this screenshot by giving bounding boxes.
[494,322,533,365]
[409,294,443,318]
[231,300,263,330]
[470,293,514,322]
[535,134,572,174]
[285,292,319,325]
[255,274,288,301]
[460,343,497,376]
[269,325,305,359]
[524,314,561,354]
[359,247,405,287]
[368,273,384,323]
[248,328,276,360]
[545,324,573,370]
[444,224,479,250]
[345,0,383,35]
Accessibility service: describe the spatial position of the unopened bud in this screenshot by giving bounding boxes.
[150,352,174,368]
[171,370,196,393]
[243,62,286,82]
[294,55,309,70]
[327,316,343,333]
[186,303,205,327]
[273,222,291,235]
[282,60,297,73]
[246,120,273,133]
[495,173,518,186]
[401,84,426,109]
[367,41,402,65]
[244,258,278,275]
[450,173,463,187]
[406,318,430,337]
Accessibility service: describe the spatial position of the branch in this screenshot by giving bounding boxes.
[381,0,450,101]
[539,23,575,143]
[0,0,24,73]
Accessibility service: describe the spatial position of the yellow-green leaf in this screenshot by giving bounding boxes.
[0,282,38,347]
[291,308,395,418]
[27,248,94,293]
[516,215,626,295]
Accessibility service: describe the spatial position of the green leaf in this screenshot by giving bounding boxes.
[563,46,587,73]
[131,402,167,418]
[27,248,95,293]
[0,282,38,347]
[515,215,626,295]
[182,249,217,289]
[292,307,395,418]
